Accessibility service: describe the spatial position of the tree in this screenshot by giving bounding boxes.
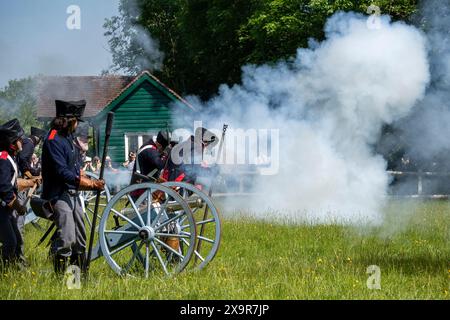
[104,0,419,99]
[177,0,261,98]
[103,0,182,86]
[239,0,418,65]
[0,77,39,134]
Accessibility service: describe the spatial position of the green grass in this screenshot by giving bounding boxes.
[0,199,449,300]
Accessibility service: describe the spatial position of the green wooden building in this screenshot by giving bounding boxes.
[37,71,196,163]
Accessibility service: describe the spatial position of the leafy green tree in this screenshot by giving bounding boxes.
[240,0,418,65]
[104,0,418,98]
[176,0,261,97]
[0,77,39,134]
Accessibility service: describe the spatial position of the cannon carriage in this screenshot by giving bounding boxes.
[32,170,222,278]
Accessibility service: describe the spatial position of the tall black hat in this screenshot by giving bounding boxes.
[55,100,86,121]
[31,127,47,140]
[0,119,25,144]
[156,131,170,148]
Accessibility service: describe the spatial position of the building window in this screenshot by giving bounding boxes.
[124,132,156,160]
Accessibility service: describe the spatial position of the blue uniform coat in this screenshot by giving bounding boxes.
[41,130,80,200]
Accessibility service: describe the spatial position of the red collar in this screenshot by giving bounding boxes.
[49,129,57,140]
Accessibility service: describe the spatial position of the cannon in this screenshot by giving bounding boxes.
[33,176,222,278]
[90,182,199,277]
[89,179,221,276]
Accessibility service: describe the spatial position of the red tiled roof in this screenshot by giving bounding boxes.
[36,75,135,119]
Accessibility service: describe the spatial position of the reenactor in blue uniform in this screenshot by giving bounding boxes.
[166,127,218,184]
[160,128,217,253]
[133,131,169,179]
[0,119,34,268]
[41,100,105,273]
[129,131,169,201]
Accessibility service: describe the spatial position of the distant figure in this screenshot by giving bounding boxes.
[92,156,101,174]
[122,151,136,171]
[30,153,41,174]
[105,156,118,173]
[82,156,95,173]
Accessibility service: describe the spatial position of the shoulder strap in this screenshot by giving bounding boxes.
[6,155,18,187]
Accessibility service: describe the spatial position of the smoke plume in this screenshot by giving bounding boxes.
[105,0,165,74]
[179,12,430,225]
[395,0,450,166]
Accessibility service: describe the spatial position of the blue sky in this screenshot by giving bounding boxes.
[0,0,120,88]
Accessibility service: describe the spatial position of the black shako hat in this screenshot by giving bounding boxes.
[31,127,47,139]
[156,131,170,148]
[0,119,25,144]
[55,100,86,121]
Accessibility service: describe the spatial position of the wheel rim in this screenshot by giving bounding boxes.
[98,183,197,277]
[159,182,221,270]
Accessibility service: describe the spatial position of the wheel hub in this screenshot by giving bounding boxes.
[138,226,155,241]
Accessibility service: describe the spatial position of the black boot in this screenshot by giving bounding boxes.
[53,255,68,274]
[69,252,87,270]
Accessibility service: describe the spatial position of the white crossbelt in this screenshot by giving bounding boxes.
[6,155,18,187]
[135,145,155,174]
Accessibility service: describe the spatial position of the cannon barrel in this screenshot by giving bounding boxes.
[119,198,204,217]
[164,198,204,213]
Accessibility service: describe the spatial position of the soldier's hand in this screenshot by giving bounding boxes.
[31,175,42,186]
[79,176,105,191]
[24,171,33,179]
[93,179,105,191]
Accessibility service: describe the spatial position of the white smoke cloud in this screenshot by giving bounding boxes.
[396,0,450,163]
[180,12,430,225]
[131,25,164,72]
[108,0,165,74]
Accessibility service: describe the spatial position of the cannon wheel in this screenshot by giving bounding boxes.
[98,183,197,277]
[160,182,221,270]
[81,171,112,229]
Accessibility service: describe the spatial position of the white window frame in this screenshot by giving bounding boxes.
[124,132,158,160]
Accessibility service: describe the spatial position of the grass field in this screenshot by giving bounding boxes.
[0,199,449,300]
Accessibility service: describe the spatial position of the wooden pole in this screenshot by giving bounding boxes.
[84,112,114,275]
